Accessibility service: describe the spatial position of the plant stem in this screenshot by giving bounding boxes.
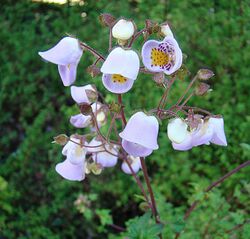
[79,41,105,61]
[139,157,160,224]
[117,94,127,126]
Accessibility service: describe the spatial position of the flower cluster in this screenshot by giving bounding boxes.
[39,15,227,183]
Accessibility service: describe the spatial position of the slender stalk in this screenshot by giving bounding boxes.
[140,157,160,224]
[175,75,198,106]
[175,160,250,239]
[117,94,127,126]
[128,28,147,47]
[79,41,105,61]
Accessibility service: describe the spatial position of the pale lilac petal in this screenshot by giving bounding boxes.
[119,112,159,150]
[142,37,182,75]
[96,151,118,168]
[191,123,213,146]
[102,74,134,94]
[122,139,153,157]
[38,37,82,65]
[209,118,227,146]
[87,138,104,153]
[162,36,182,75]
[55,159,85,181]
[70,114,91,128]
[141,40,162,72]
[172,134,193,151]
[167,118,188,143]
[100,47,140,80]
[70,85,92,104]
[121,157,141,174]
[58,63,78,86]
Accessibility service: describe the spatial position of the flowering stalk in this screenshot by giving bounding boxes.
[39,13,229,237]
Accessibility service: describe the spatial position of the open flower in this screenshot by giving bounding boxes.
[70,102,106,129]
[119,112,159,157]
[169,117,227,151]
[112,19,135,41]
[121,155,141,174]
[88,138,119,168]
[55,136,87,181]
[39,37,83,86]
[100,47,140,93]
[70,84,97,104]
[142,36,182,75]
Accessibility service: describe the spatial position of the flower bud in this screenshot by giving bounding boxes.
[90,163,103,175]
[79,103,93,116]
[145,19,160,34]
[153,72,165,85]
[112,19,135,41]
[52,134,69,145]
[197,69,214,80]
[87,64,101,78]
[195,82,210,96]
[160,23,173,37]
[85,87,98,102]
[99,13,116,27]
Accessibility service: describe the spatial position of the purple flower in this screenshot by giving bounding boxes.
[70,114,91,128]
[100,47,140,93]
[39,37,83,86]
[142,36,182,75]
[88,138,118,168]
[169,117,227,151]
[119,112,159,157]
[70,84,97,104]
[55,137,87,181]
[121,155,141,174]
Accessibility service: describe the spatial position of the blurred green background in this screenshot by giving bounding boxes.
[0,0,250,238]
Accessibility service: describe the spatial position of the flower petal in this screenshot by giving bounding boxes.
[38,37,82,65]
[102,74,134,94]
[119,112,159,150]
[96,150,118,167]
[58,63,78,86]
[70,85,93,104]
[167,118,188,143]
[172,134,193,151]
[122,139,153,157]
[100,47,140,80]
[209,118,227,146]
[121,156,141,174]
[55,159,85,181]
[70,114,91,128]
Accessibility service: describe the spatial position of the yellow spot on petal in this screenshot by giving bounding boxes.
[111,74,127,84]
[67,64,71,70]
[151,48,170,66]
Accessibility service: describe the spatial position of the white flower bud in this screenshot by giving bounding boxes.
[112,19,135,41]
[160,24,174,37]
[167,118,188,143]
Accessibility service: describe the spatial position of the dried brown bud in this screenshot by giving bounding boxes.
[87,64,101,78]
[197,69,214,80]
[85,88,98,102]
[153,72,165,85]
[109,102,121,113]
[139,202,151,212]
[79,103,93,116]
[145,19,160,34]
[52,134,69,145]
[99,13,116,27]
[195,82,210,96]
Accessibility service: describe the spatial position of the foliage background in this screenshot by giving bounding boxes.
[0,0,250,238]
